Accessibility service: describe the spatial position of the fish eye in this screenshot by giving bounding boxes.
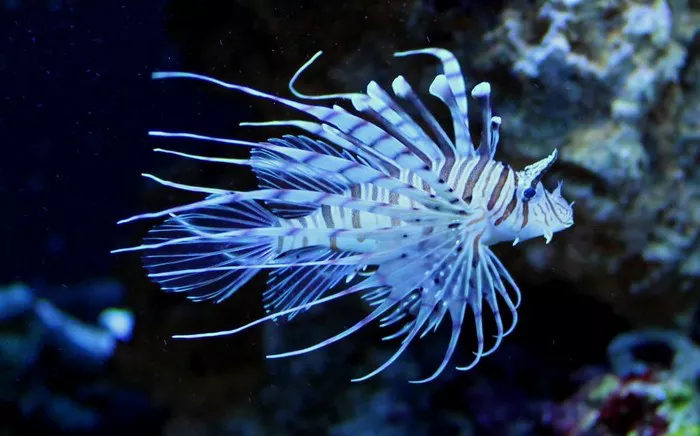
[523,187,536,200]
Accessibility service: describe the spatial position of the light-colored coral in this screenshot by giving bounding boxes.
[546,329,700,434]
[476,0,700,312]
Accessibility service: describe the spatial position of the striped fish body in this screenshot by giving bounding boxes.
[277,151,568,255]
[278,184,415,255]
[114,47,574,383]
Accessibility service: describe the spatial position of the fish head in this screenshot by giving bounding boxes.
[511,150,574,245]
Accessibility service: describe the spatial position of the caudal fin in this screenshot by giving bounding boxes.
[141,199,278,303]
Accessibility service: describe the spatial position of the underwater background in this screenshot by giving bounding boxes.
[2,0,699,434]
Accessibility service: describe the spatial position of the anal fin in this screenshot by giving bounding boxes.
[264,246,358,322]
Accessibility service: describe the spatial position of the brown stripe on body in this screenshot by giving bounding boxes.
[387,189,402,226]
[389,191,399,205]
[350,185,362,229]
[520,202,529,229]
[439,158,456,185]
[321,205,335,228]
[494,172,518,226]
[494,195,517,226]
[298,216,309,247]
[538,204,549,227]
[453,158,470,187]
[472,233,483,263]
[543,191,566,224]
[349,186,362,228]
[479,161,499,201]
[403,168,430,194]
[319,204,341,250]
[487,164,510,210]
[352,210,361,228]
[463,154,489,202]
[465,211,487,228]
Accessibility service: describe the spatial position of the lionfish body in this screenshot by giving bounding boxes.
[115,48,574,383]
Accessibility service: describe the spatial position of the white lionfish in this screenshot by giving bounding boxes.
[114,48,574,383]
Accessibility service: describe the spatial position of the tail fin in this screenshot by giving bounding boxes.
[141,199,278,303]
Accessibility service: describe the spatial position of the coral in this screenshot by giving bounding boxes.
[471,0,700,323]
[482,0,688,122]
[0,280,151,434]
[543,329,700,435]
[0,282,133,369]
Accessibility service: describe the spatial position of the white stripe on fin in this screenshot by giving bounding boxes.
[151,69,472,210]
[142,202,278,303]
[394,48,475,157]
[151,143,457,214]
[264,246,358,323]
